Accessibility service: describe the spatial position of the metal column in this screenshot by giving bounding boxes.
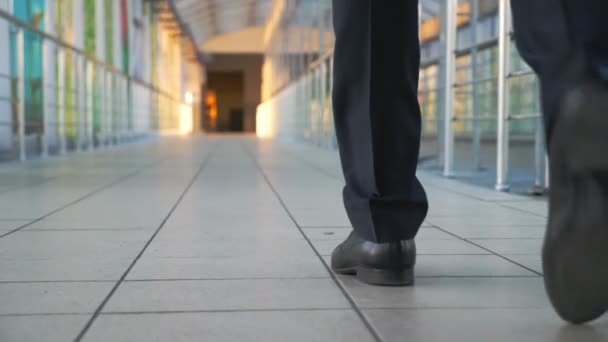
[470,0,482,171]
[99,67,106,146]
[41,40,50,157]
[330,55,337,149]
[77,54,85,152]
[86,61,94,150]
[442,0,457,177]
[107,71,114,145]
[495,0,511,191]
[57,48,67,154]
[121,77,127,142]
[533,75,547,193]
[16,29,26,161]
[533,115,546,194]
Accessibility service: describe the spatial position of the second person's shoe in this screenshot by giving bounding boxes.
[543,81,608,324]
[331,231,415,286]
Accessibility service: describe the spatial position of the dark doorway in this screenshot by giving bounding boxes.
[206,72,245,132]
[229,109,244,131]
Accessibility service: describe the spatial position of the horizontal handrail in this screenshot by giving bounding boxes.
[0,9,185,105]
[308,48,335,71]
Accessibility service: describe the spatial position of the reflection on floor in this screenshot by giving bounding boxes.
[0,136,606,342]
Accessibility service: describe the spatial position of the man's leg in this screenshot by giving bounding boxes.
[329,0,427,286]
[512,0,608,324]
[331,0,427,244]
[563,1,608,81]
[510,0,583,144]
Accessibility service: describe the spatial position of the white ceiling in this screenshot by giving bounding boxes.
[172,0,273,48]
[171,0,444,53]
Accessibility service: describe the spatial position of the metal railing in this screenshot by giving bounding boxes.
[0,9,186,161]
[259,0,549,193]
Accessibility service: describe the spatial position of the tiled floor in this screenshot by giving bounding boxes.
[1,136,607,342]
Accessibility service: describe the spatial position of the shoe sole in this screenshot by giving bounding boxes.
[544,83,608,324]
[332,265,414,287]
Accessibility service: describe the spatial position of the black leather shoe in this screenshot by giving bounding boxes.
[331,231,415,286]
[544,81,608,324]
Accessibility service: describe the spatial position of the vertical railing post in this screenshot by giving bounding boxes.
[86,61,94,150]
[76,54,84,152]
[115,76,121,143]
[442,0,456,177]
[108,72,115,144]
[533,115,546,194]
[126,78,131,140]
[330,55,336,149]
[57,48,66,154]
[117,76,123,142]
[99,67,106,147]
[470,0,482,171]
[122,77,127,142]
[41,39,50,158]
[16,28,26,161]
[495,0,511,191]
[319,61,327,147]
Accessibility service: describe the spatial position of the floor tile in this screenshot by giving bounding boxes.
[0,231,149,260]
[501,200,548,217]
[428,215,547,227]
[154,225,304,240]
[0,259,131,281]
[0,282,113,314]
[365,308,608,342]
[165,211,297,230]
[416,255,539,277]
[104,279,350,312]
[127,254,329,280]
[338,276,548,309]
[85,310,376,342]
[289,208,352,227]
[0,220,29,231]
[322,254,538,277]
[303,227,455,241]
[441,226,545,239]
[302,228,351,240]
[469,239,543,255]
[144,234,314,258]
[505,255,543,274]
[23,219,153,231]
[0,315,88,342]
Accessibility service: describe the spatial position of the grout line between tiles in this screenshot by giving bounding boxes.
[0,159,167,240]
[427,223,544,276]
[242,143,384,342]
[73,148,215,342]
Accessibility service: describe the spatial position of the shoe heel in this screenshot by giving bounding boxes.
[356,266,414,286]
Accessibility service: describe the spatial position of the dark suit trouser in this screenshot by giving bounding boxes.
[332,0,428,243]
[511,0,608,145]
[332,0,608,243]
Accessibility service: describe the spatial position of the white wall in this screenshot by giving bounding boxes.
[256,80,298,141]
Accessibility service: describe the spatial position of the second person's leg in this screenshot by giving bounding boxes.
[511,0,608,324]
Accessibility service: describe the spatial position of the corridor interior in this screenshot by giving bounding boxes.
[1,136,607,341]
